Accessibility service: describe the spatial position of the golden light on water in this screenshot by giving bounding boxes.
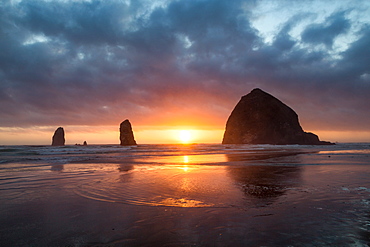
[181,166,189,172]
[132,154,228,166]
[181,155,189,172]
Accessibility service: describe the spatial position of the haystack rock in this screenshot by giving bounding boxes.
[222,88,334,145]
[120,119,137,145]
[52,127,65,146]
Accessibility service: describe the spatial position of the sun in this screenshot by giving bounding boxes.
[179,130,192,144]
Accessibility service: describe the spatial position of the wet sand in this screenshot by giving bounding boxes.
[1,146,370,246]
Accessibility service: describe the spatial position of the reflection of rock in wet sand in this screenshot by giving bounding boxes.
[118,164,134,172]
[225,149,306,163]
[118,164,134,184]
[228,165,301,199]
[226,151,302,205]
[50,164,64,171]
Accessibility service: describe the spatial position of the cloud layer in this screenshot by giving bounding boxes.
[1,0,370,131]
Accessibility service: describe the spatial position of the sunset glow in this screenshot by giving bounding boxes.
[2,0,370,246]
[1,0,370,144]
[179,130,192,144]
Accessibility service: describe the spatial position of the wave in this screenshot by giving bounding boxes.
[0,143,369,166]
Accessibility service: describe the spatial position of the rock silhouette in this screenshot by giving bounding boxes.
[120,119,137,145]
[52,127,65,146]
[222,88,333,145]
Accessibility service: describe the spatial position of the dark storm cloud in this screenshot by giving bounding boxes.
[340,26,370,76]
[0,0,369,131]
[301,11,351,48]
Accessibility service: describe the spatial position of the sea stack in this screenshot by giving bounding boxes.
[52,127,65,146]
[222,88,333,145]
[119,119,137,145]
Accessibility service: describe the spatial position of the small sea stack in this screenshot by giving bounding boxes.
[52,127,65,146]
[222,88,334,145]
[119,119,137,146]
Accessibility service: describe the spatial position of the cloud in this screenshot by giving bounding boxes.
[0,0,370,133]
[301,11,351,48]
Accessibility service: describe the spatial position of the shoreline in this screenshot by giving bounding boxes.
[1,144,370,246]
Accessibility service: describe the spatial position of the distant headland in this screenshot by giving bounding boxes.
[222,88,334,145]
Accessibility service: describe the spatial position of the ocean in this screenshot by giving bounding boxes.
[1,143,370,246]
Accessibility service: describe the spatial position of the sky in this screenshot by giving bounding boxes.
[1,0,370,144]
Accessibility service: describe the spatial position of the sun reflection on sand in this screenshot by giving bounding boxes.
[74,163,241,208]
[180,156,189,171]
[71,148,313,208]
[159,198,212,207]
[140,154,228,165]
[181,165,189,172]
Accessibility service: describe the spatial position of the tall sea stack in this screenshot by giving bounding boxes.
[222,88,333,145]
[120,119,137,145]
[52,127,65,146]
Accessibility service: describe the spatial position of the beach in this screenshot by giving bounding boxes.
[1,143,370,246]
